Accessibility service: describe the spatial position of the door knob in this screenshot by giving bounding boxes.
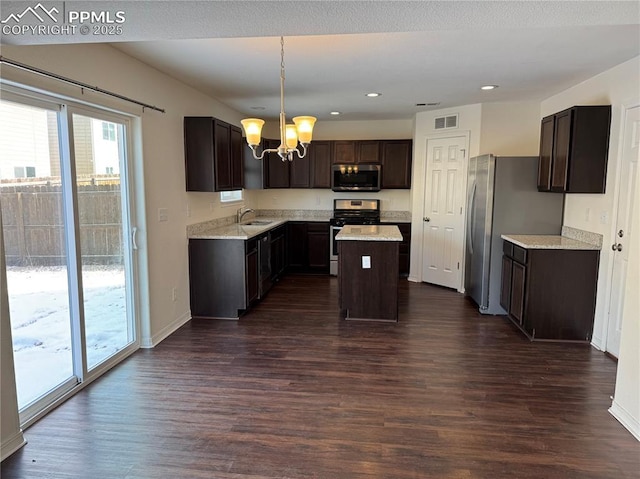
[611,243,622,252]
[423,217,431,222]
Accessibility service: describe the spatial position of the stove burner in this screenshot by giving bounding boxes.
[331,198,381,226]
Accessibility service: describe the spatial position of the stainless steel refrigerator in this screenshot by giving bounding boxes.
[464,155,564,314]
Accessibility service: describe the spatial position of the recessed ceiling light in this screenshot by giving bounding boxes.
[330,111,341,115]
[480,85,498,90]
[250,106,266,110]
[365,92,382,97]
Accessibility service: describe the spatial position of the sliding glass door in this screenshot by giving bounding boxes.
[0,90,139,423]
[0,99,76,409]
[70,111,135,371]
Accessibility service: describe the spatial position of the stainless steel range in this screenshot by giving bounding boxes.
[329,199,381,275]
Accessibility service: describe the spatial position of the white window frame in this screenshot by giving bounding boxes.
[220,190,243,203]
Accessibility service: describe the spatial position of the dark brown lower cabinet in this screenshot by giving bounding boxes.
[270,225,287,281]
[509,262,526,325]
[189,238,259,320]
[287,221,330,274]
[245,240,259,306]
[501,240,599,341]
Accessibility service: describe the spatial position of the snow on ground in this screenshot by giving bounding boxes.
[6,266,129,408]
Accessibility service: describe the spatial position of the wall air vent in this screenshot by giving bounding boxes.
[434,114,459,130]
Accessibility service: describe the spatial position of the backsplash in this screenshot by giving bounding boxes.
[255,209,333,219]
[561,226,603,247]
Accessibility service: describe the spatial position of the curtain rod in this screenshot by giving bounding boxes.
[0,56,166,114]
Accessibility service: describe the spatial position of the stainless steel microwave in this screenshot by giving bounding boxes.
[331,164,381,192]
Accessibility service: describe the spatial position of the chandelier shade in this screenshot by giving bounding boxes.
[241,37,317,162]
[240,118,265,147]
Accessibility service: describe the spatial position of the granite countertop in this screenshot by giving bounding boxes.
[336,225,403,242]
[501,234,601,250]
[188,209,411,240]
[189,218,288,240]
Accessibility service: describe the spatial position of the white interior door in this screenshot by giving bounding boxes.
[607,105,639,358]
[422,136,468,289]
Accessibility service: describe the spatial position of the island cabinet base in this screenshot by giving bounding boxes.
[338,241,399,321]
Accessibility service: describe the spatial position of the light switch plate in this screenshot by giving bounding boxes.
[158,208,168,222]
[362,256,371,269]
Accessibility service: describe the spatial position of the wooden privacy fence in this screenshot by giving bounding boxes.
[1,182,123,266]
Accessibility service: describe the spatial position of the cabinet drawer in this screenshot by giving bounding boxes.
[503,241,514,258]
[513,246,527,264]
[307,222,328,233]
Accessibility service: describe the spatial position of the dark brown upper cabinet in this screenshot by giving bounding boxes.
[184,116,244,192]
[332,141,357,164]
[289,150,311,188]
[264,139,290,188]
[381,140,412,189]
[310,141,332,188]
[357,141,381,164]
[247,138,411,190]
[332,140,381,165]
[537,105,611,193]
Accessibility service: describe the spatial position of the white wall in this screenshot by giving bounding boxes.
[541,56,640,351]
[480,101,541,156]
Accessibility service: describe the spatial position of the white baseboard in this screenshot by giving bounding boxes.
[609,401,640,441]
[140,311,191,349]
[407,275,419,283]
[1,430,26,461]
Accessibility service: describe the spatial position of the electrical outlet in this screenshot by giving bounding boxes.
[584,208,590,222]
[362,256,371,269]
[171,288,177,302]
[186,202,191,217]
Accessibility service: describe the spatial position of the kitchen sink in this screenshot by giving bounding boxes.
[242,220,273,226]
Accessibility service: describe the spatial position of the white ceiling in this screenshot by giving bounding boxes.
[98,1,640,121]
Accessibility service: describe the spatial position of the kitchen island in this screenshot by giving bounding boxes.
[336,225,403,321]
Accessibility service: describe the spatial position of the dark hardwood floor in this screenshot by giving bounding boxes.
[2,275,638,478]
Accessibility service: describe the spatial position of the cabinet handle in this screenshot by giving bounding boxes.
[611,243,622,252]
[423,217,431,222]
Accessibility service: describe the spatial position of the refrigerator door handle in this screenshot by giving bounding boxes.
[466,181,476,255]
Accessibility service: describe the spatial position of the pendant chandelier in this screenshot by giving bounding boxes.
[241,37,317,162]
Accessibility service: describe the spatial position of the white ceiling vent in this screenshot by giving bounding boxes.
[434,114,459,130]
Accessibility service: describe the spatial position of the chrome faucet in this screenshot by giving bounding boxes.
[237,207,254,223]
